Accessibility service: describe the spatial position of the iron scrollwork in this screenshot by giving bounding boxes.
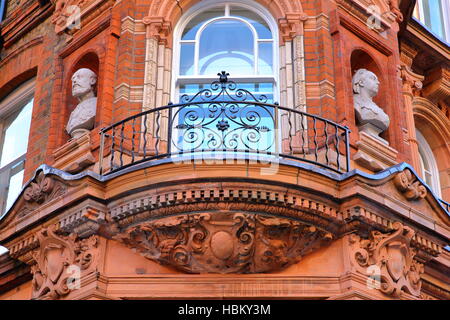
[172,71,276,153]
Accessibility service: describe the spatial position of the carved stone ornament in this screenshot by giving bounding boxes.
[394,169,427,200]
[349,222,424,297]
[30,225,98,300]
[19,171,67,218]
[116,212,333,274]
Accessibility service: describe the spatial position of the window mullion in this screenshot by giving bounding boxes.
[255,35,259,74]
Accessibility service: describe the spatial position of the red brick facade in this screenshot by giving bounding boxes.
[0,0,448,300]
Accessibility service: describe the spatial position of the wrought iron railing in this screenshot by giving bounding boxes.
[99,72,351,175]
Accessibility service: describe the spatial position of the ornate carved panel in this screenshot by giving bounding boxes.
[19,171,68,218]
[116,212,333,274]
[394,169,427,200]
[29,226,99,300]
[349,222,425,297]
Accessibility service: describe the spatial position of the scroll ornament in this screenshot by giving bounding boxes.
[116,213,333,274]
[394,169,427,200]
[349,222,424,297]
[18,172,67,218]
[23,172,66,205]
[30,226,98,299]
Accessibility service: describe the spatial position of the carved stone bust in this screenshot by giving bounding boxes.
[352,69,390,139]
[66,68,98,139]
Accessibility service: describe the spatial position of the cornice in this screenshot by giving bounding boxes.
[406,20,450,61]
[0,0,53,48]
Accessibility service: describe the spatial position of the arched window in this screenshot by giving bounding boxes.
[173,1,278,102]
[0,79,34,215]
[416,129,441,197]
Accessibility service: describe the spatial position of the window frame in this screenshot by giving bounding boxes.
[416,128,442,197]
[171,0,280,102]
[0,78,35,214]
[413,0,450,43]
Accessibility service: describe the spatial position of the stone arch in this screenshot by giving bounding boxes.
[413,97,450,201]
[147,0,304,21]
[144,0,306,45]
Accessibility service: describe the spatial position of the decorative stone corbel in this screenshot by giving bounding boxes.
[394,169,427,201]
[399,64,423,98]
[422,64,450,104]
[348,222,424,297]
[278,13,307,42]
[143,16,172,45]
[30,225,99,300]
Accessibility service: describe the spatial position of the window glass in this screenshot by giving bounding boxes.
[199,20,254,75]
[258,42,273,75]
[5,165,24,212]
[180,43,195,75]
[182,7,224,40]
[0,98,33,167]
[414,0,449,42]
[230,6,272,38]
[423,0,446,39]
[416,129,441,197]
[174,3,277,155]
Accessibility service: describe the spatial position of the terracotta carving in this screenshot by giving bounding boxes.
[116,212,333,274]
[349,222,424,297]
[19,171,67,217]
[66,68,97,139]
[352,69,390,139]
[394,169,427,200]
[30,225,98,300]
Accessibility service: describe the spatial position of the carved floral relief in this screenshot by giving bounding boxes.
[394,169,427,200]
[349,222,424,297]
[18,172,67,218]
[116,213,334,274]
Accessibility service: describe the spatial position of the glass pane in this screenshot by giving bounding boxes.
[230,7,272,39]
[423,0,445,39]
[199,19,254,75]
[180,43,195,75]
[5,167,24,213]
[0,98,33,168]
[182,6,225,40]
[258,42,273,75]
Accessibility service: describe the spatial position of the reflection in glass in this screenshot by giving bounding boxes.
[5,165,24,213]
[199,20,254,75]
[230,6,272,39]
[180,43,195,75]
[258,42,273,75]
[0,99,33,167]
[424,0,446,39]
[182,7,224,40]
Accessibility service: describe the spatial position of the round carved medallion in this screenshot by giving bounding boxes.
[211,231,234,260]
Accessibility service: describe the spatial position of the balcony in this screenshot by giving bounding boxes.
[99,72,351,176]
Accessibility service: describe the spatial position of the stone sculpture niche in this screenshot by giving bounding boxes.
[66,68,98,139]
[352,69,390,141]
